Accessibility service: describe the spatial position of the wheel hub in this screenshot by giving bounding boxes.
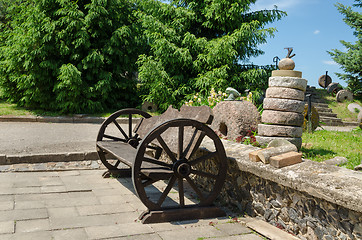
[173,160,191,178]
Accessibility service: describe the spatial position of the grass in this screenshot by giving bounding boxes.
[302,128,362,169]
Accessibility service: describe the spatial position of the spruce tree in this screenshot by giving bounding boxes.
[328,0,362,98]
[136,0,286,111]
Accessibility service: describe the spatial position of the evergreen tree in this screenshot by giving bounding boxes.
[328,0,362,98]
[136,0,286,111]
[0,0,142,113]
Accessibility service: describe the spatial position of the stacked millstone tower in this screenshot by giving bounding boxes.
[257,49,307,150]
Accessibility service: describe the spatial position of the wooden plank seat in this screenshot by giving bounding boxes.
[96,105,228,223]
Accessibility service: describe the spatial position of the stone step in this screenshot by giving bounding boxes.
[343,121,359,126]
[319,112,338,118]
[320,116,344,126]
[315,107,333,113]
[312,103,329,108]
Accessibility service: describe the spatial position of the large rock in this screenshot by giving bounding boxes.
[265,87,305,101]
[211,101,261,140]
[263,98,305,113]
[261,110,304,126]
[358,111,362,129]
[258,124,303,138]
[269,76,307,91]
[255,136,302,150]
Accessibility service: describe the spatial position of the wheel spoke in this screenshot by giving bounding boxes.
[190,169,218,179]
[142,178,159,188]
[185,131,206,160]
[103,134,127,142]
[142,157,172,168]
[128,114,133,139]
[112,120,128,140]
[185,176,205,202]
[157,175,176,206]
[189,151,218,166]
[178,126,184,159]
[156,136,178,163]
[114,160,121,168]
[178,177,185,207]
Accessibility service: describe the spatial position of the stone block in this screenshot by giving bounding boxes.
[261,110,304,127]
[258,124,303,138]
[269,76,307,91]
[265,87,305,101]
[263,98,305,113]
[249,148,272,162]
[255,136,302,150]
[272,70,302,78]
[270,152,302,168]
[257,145,297,164]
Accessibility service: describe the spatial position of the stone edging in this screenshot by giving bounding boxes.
[0,115,132,124]
[0,151,99,165]
[202,139,362,213]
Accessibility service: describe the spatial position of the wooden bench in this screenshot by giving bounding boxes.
[96,105,228,223]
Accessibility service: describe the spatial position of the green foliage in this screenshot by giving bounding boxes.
[136,0,284,111]
[328,0,362,98]
[0,0,142,113]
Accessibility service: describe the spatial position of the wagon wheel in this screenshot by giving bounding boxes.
[133,119,227,211]
[97,109,151,171]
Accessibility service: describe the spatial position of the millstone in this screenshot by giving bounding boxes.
[326,82,342,94]
[265,87,305,101]
[336,89,353,102]
[318,74,332,88]
[263,98,305,113]
[347,103,362,113]
[258,124,303,138]
[255,136,302,150]
[272,70,302,78]
[269,77,307,91]
[141,101,158,112]
[261,110,304,126]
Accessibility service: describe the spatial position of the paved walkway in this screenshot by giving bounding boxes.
[0,169,275,240]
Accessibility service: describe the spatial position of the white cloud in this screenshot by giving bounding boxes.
[314,30,320,35]
[252,0,301,10]
[323,60,338,65]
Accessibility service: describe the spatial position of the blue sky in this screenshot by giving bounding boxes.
[249,0,358,88]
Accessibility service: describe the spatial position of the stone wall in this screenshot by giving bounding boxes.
[195,139,362,240]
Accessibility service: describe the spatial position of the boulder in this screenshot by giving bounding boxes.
[261,110,304,126]
[358,111,362,129]
[269,76,307,91]
[263,98,305,113]
[211,101,261,140]
[265,87,305,101]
